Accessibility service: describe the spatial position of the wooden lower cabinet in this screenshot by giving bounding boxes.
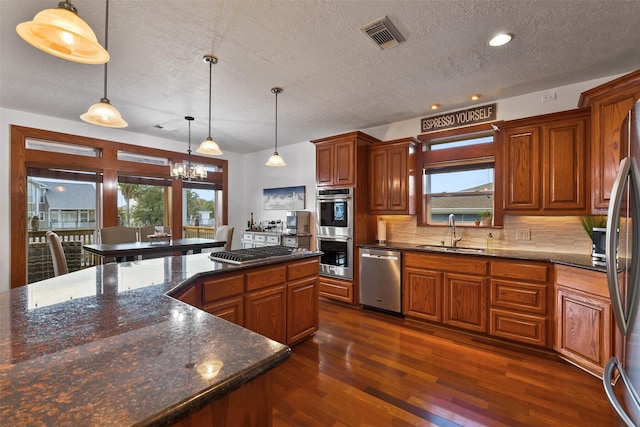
[403,251,553,347]
[245,285,287,344]
[287,277,319,344]
[171,370,273,427]
[319,275,354,303]
[443,273,487,333]
[173,257,320,346]
[403,267,442,322]
[555,264,612,377]
[204,296,244,326]
[489,260,552,347]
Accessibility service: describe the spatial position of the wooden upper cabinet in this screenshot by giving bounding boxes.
[503,126,541,211]
[579,69,640,212]
[311,131,380,188]
[542,114,588,211]
[501,108,590,214]
[369,138,418,214]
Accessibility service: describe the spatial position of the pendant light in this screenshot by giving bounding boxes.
[80,0,127,128]
[196,54,222,155]
[171,116,207,180]
[266,87,286,167]
[16,0,109,64]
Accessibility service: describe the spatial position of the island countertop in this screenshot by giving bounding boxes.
[0,252,325,426]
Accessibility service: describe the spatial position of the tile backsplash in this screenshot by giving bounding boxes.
[380,215,592,255]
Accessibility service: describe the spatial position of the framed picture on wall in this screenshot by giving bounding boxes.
[263,186,305,210]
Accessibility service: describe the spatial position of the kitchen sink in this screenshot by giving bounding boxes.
[415,244,486,254]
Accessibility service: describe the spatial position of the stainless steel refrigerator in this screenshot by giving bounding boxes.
[603,100,640,425]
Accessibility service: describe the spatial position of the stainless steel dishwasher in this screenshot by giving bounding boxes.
[359,248,402,314]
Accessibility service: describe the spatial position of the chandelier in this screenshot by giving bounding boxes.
[171,116,207,180]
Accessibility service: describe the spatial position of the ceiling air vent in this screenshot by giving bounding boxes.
[360,16,404,50]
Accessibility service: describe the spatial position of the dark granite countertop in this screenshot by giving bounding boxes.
[0,252,319,426]
[357,241,607,273]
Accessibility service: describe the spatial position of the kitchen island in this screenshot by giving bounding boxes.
[0,251,320,426]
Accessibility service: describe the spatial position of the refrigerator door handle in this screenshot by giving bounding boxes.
[606,157,640,336]
[603,357,640,427]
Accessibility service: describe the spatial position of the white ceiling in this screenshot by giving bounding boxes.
[2,0,640,154]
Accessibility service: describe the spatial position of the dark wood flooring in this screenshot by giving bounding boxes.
[272,300,620,426]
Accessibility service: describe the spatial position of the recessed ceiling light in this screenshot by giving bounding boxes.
[489,32,513,47]
[430,104,440,110]
[470,94,481,101]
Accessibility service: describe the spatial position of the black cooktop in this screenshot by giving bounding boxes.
[209,245,304,265]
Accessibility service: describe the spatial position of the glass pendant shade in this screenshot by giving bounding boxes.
[265,152,286,167]
[16,2,109,64]
[80,98,127,127]
[196,137,222,155]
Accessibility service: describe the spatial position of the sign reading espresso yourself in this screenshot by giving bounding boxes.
[420,103,497,133]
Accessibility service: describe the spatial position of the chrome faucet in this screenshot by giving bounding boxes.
[448,214,463,247]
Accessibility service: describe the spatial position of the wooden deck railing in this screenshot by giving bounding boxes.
[183,226,216,239]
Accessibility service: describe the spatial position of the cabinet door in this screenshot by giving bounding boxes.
[287,277,319,344]
[245,285,287,344]
[592,94,637,210]
[542,117,588,211]
[174,283,199,307]
[369,148,388,211]
[403,267,442,322]
[443,273,487,332]
[556,286,612,377]
[316,143,334,186]
[333,140,356,186]
[503,126,541,211]
[387,146,408,211]
[203,296,244,326]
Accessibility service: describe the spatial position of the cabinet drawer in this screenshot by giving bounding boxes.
[555,264,608,298]
[202,275,244,304]
[490,279,547,314]
[254,234,266,242]
[266,235,280,244]
[246,265,287,291]
[319,276,353,303]
[404,252,489,276]
[241,233,254,241]
[282,236,297,246]
[287,258,319,281]
[490,308,548,347]
[491,260,550,283]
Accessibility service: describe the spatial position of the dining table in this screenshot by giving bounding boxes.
[83,237,226,263]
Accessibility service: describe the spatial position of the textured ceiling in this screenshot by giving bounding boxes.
[2,0,640,154]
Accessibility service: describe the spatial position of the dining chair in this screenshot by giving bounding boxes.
[46,231,68,276]
[213,225,234,251]
[100,226,138,262]
[100,226,138,244]
[138,225,164,242]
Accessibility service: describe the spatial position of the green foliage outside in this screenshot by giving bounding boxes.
[118,185,214,227]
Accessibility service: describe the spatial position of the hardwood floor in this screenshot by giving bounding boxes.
[272,300,620,427]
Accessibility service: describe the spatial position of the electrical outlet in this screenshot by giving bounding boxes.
[516,229,531,240]
[542,93,557,102]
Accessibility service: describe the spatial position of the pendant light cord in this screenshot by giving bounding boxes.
[102,0,109,100]
[187,117,192,172]
[274,89,278,153]
[208,58,212,138]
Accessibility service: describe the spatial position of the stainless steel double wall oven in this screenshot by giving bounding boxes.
[316,188,354,280]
